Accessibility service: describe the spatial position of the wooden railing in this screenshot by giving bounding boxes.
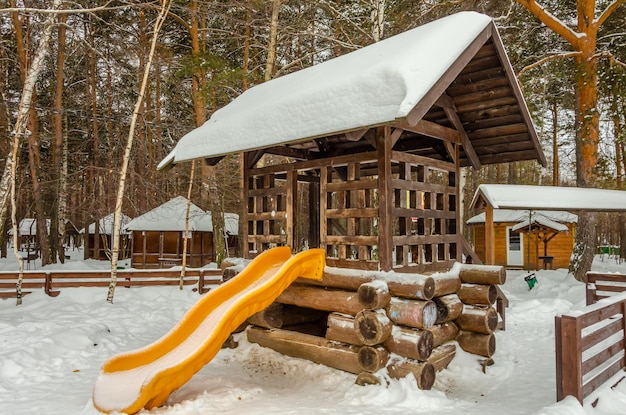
[555,290,626,403]
[0,268,223,299]
[585,272,626,306]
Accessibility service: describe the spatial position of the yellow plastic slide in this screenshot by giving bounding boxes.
[92,247,325,414]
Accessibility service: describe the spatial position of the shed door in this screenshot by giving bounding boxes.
[506,227,523,266]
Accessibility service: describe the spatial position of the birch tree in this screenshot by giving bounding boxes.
[8,0,63,305]
[107,0,172,303]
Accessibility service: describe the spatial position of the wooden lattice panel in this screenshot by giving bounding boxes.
[390,153,458,272]
[246,171,290,254]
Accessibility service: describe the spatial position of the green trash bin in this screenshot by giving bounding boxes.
[524,273,538,290]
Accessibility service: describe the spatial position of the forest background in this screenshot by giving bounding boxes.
[0,0,624,278]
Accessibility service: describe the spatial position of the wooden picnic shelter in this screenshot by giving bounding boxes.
[159,12,546,274]
[125,196,239,269]
[471,184,626,267]
[83,213,132,260]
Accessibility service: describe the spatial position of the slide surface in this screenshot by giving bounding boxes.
[92,247,325,414]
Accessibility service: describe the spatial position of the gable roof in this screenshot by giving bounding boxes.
[466,209,577,225]
[159,12,545,170]
[471,184,626,212]
[512,215,569,233]
[125,196,239,234]
[83,213,133,235]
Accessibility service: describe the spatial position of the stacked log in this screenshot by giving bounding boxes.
[244,263,505,390]
[453,264,504,358]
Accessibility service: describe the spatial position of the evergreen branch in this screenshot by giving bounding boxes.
[596,0,626,28]
[517,51,581,78]
[593,51,626,69]
[514,0,581,47]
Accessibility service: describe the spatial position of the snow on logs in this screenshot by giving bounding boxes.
[245,262,504,390]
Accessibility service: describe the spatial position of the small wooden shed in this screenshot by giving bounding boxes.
[470,184,626,268]
[159,12,546,274]
[125,196,239,269]
[467,209,577,269]
[83,213,132,260]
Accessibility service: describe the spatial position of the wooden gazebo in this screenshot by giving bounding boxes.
[125,196,239,269]
[83,213,132,260]
[159,12,546,274]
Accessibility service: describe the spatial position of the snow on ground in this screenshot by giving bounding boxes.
[1,249,626,414]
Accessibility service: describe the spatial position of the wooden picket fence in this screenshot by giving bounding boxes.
[555,272,626,403]
[0,268,223,299]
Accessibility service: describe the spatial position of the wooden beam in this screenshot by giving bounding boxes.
[392,119,460,144]
[345,129,368,142]
[437,94,482,170]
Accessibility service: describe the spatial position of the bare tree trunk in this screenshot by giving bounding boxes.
[107,0,172,303]
[9,0,63,304]
[370,0,386,42]
[52,13,67,263]
[180,160,195,289]
[265,0,282,81]
[551,99,559,186]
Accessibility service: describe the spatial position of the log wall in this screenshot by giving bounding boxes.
[245,262,505,390]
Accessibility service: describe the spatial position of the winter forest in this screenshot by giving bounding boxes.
[1,0,625,276]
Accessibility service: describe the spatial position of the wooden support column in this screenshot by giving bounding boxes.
[241,151,250,258]
[485,205,495,265]
[286,169,296,251]
[377,126,393,271]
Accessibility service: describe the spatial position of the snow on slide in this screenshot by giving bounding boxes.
[92,247,325,414]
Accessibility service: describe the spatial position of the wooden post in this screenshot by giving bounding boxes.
[555,315,582,402]
[377,127,393,271]
[286,169,297,251]
[241,152,250,258]
[485,205,495,265]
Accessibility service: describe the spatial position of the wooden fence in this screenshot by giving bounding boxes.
[0,268,223,299]
[555,273,626,403]
[585,272,626,306]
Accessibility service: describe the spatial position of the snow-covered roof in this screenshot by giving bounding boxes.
[83,213,133,235]
[124,196,239,235]
[471,184,626,212]
[159,12,544,169]
[466,209,577,225]
[7,218,51,236]
[512,215,569,233]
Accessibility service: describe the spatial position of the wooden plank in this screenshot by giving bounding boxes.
[485,205,495,265]
[470,123,530,140]
[325,207,379,219]
[326,178,378,192]
[582,337,625,375]
[453,86,514,107]
[391,150,455,172]
[582,356,626,398]
[446,76,510,97]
